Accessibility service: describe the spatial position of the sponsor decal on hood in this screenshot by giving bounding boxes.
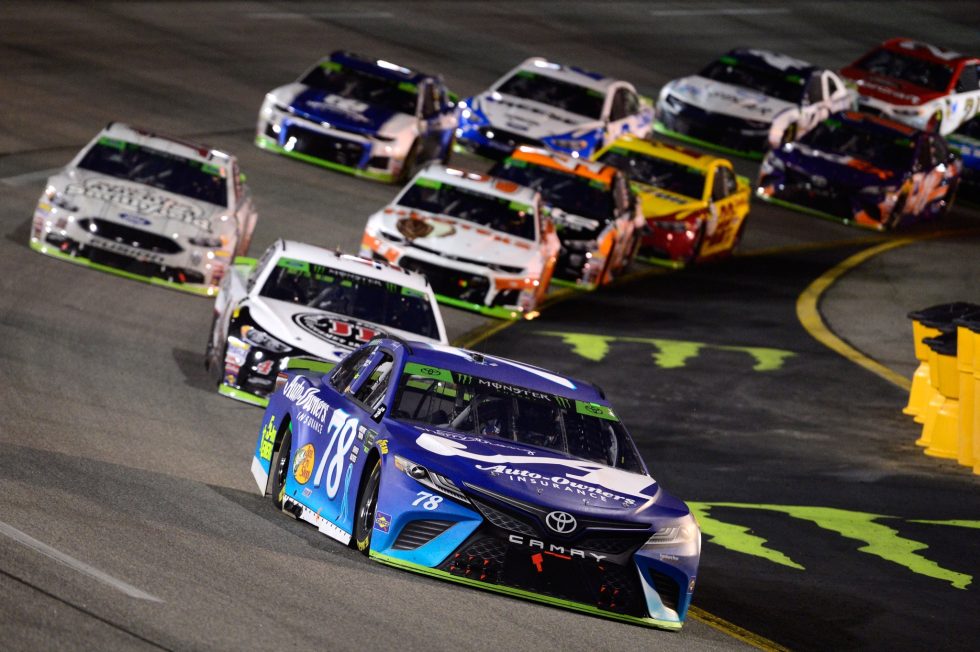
[667,76,794,123]
[293,312,384,348]
[414,430,658,509]
[289,88,402,136]
[477,93,601,139]
[64,176,215,232]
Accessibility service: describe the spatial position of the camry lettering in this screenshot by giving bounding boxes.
[508,535,606,562]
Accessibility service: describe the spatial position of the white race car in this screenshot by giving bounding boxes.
[655,48,854,157]
[360,164,560,319]
[455,57,653,160]
[207,240,448,406]
[31,123,258,296]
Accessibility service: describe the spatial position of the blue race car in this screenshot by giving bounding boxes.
[948,117,980,194]
[255,52,457,183]
[251,338,700,630]
[757,111,961,229]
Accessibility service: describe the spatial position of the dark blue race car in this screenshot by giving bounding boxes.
[251,338,700,630]
[255,52,457,183]
[757,111,961,229]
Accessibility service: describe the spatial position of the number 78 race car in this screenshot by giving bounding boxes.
[251,338,700,630]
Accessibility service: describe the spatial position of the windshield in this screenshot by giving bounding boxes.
[301,61,418,115]
[397,179,537,240]
[496,70,605,119]
[853,48,953,92]
[700,56,805,103]
[491,158,614,222]
[800,117,916,171]
[260,257,440,339]
[394,364,643,472]
[598,148,706,199]
[77,137,228,207]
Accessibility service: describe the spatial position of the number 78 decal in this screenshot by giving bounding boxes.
[413,491,443,510]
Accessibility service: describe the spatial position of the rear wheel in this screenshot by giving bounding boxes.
[270,427,292,511]
[354,460,382,555]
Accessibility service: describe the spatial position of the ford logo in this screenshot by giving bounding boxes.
[545,510,577,534]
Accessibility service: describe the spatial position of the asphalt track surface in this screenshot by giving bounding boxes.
[1,2,979,650]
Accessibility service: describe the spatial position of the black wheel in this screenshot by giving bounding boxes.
[205,322,226,386]
[354,460,382,555]
[270,426,292,511]
[398,139,422,183]
[937,178,960,218]
[887,192,909,229]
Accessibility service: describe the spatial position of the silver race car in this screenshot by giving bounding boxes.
[31,122,258,296]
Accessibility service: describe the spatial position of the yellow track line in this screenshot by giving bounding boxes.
[689,606,790,651]
[796,238,917,391]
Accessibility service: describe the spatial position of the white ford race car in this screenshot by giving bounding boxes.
[455,57,653,160]
[360,164,560,319]
[32,123,258,296]
[206,241,448,406]
[655,49,854,158]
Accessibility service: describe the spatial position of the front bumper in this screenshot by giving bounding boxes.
[655,100,768,159]
[256,109,401,182]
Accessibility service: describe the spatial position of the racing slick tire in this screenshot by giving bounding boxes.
[354,459,382,555]
[270,426,293,511]
[204,316,226,385]
[685,223,706,264]
[937,178,960,218]
[780,123,798,146]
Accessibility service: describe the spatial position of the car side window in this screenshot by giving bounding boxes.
[610,89,630,121]
[352,351,395,412]
[826,73,842,98]
[804,74,824,104]
[712,167,735,200]
[330,346,375,392]
[956,65,979,93]
[419,82,438,119]
[247,245,277,293]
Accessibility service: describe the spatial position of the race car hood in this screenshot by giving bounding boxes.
[247,295,436,362]
[839,68,946,106]
[664,75,795,124]
[52,168,224,238]
[392,426,690,521]
[271,82,416,138]
[774,143,905,188]
[373,207,539,270]
[632,182,706,220]
[472,91,602,140]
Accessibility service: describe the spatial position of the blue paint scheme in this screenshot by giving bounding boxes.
[251,339,700,626]
[288,88,401,137]
[948,121,980,186]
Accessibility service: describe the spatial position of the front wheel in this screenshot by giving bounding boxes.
[270,427,292,511]
[354,460,382,555]
[398,139,422,184]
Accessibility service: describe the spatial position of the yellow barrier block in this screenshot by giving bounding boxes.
[904,321,942,419]
[957,325,975,468]
[971,327,980,475]
[924,342,959,460]
[916,350,943,448]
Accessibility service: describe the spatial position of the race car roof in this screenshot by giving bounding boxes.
[398,340,606,403]
[509,146,618,186]
[411,163,539,206]
[878,38,977,66]
[509,57,616,93]
[725,48,818,76]
[599,135,717,173]
[99,122,234,165]
[276,240,435,293]
[327,50,434,85]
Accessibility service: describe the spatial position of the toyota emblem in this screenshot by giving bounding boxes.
[545,511,577,534]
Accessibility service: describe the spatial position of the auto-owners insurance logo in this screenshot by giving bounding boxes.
[545,511,577,534]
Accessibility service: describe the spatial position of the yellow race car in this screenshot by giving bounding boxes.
[593,136,750,266]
